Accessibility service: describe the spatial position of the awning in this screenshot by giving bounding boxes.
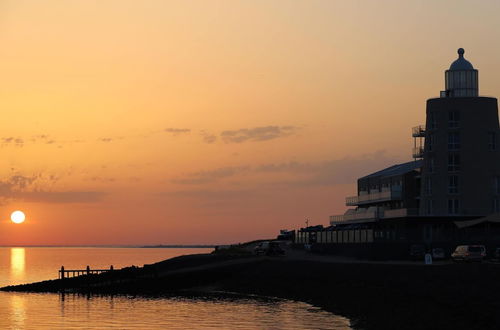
[454,213,500,229]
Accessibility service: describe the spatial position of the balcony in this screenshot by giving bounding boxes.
[412,125,425,137]
[345,187,402,206]
[383,208,419,218]
[412,146,424,159]
[330,208,420,225]
[330,209,381,224]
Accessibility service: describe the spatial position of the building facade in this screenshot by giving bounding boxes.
[295,49,500,258]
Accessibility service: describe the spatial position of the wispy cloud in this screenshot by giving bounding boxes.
[0,174,106,204]
[171,166,250,185]
[1,137,24,147]
[164,128,191,135]
[13,191,106,204]
[200,131,217,144]
[0,124,298,149]
[171,151,402,187]
[220,126,299,144]
[85,176,116,183]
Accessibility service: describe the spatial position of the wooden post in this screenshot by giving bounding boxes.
[86,265,90,275]
[60,266,65,279]
[110,265,114,271]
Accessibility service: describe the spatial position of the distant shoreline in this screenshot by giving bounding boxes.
[0,245,217,249]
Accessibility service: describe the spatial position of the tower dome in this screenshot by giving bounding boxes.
[443,48,478,98]
[449,48,474,71]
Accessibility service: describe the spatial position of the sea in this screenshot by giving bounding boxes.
[0,247,351,329]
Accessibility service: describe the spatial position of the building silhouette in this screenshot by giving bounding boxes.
[295,49,500,258]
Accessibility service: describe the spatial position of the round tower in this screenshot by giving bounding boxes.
[420,49,500,217]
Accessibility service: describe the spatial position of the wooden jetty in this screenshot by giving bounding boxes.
[59,265,114,279]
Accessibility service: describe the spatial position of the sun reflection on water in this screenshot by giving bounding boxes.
[9,294,26,328]
[10,248,25,280]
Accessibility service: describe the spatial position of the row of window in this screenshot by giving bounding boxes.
[426,132,496,151]
[426,198,500,214]
[295,229,375,244]
[425,175,459,195]
[359,181,403,193]
[428,110,460,130]
[425,154,460,173]
[426,176,500,196]
[445,70,478,91]
[425,199,460,215]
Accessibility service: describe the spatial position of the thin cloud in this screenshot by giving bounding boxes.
[1,137,24,147]
[200,131,217,144]
[0,174,106,204]
[164,128,191,135]
[13,191,106,204]
[170,151,401,187]
[220,126,299,143]
[171,166,249,185]
[86,176,116,183]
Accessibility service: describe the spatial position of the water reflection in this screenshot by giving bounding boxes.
[9,294,26,329]
[10,248,25,280]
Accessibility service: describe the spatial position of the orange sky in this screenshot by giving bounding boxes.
[2,1,500,245]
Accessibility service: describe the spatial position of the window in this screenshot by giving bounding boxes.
[448,199,460,214]
[427,134,434,151]
[448,132,460,150]
[428,158,435,173]
[425,177,432,195]
[493,199,500,213]
[493,176,500,194]
[488,132,496,151]
[448,154,461,172]
[448,110,460,128]
[426,199,433,215]
[448,175,459,194]
[428,112,437,129]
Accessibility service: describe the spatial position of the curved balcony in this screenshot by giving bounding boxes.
[412,125,426,137]
[330,208,420,225]
[346,186,402,206]
[412,146,424,159]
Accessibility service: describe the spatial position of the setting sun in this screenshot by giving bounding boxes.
[11,211,26,224]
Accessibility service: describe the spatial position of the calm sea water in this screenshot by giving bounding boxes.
[0,247,351,329]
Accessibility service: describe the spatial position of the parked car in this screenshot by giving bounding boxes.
[409,244,426,260]
[432,248,445,260]
[494,247,500,260]
[451,245,486,262]
[254,241,285,256]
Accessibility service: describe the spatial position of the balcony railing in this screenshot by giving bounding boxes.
[412,146,424,159]
[383,208,419,218]
[412,125,425,137]
[330,208,420,224]
[330,210,381,223]
[329,215,346,223]
[345,187,402,206]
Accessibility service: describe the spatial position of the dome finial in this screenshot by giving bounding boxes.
[458,48,465,57]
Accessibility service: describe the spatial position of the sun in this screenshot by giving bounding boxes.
[11,211,26,224]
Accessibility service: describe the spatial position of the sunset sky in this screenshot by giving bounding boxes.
[2,1,500,245]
